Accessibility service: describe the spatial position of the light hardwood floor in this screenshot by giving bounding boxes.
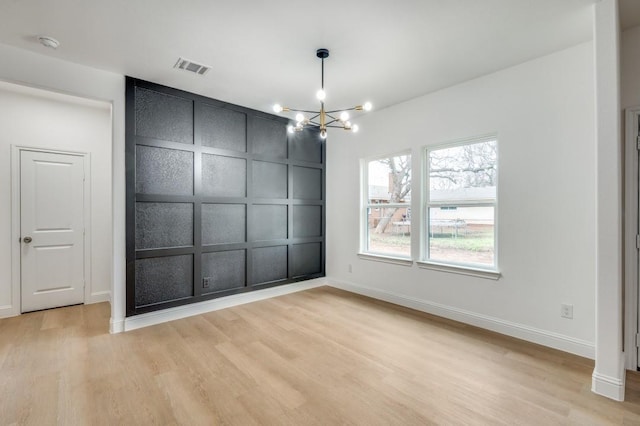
[2,286,640,425]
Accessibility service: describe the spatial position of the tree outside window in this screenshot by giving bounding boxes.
[363,153,411,258]
[426,139,497,269]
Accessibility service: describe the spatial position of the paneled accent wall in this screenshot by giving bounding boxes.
[125,78,325,316]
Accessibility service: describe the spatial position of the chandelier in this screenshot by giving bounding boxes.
[273,48,372,140]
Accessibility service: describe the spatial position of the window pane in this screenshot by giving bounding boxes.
[429,140,496,202]
[367,206,411,257]
[368,155,411,204]
[428,206,494,266]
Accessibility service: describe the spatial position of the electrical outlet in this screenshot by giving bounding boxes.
[348,264,352,273]
[561,303,573,319]
[203,277,210,288]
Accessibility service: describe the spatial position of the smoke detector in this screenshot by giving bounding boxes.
[174,57,210,75]
[38,36,60,49]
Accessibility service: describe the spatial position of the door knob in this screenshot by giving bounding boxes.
[23,236,32,244]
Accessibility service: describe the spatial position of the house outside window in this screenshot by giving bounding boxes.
[362,152,411,258]
[425,137,497,270]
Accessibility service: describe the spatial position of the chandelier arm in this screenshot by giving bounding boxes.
[325,118,341,126]
[325,107,360,114]
[284,108,321,114]
[326,125,349,129]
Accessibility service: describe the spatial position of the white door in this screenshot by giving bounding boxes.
[21,150,85,312]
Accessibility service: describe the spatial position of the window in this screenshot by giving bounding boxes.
[425,138,497,270]
[362,152,411,258]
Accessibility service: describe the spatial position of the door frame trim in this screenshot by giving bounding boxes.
[624,107,640,370]
[10,145,92,315]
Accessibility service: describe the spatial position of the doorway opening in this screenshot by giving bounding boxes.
[3,80,113,319]
[624,106,640,370]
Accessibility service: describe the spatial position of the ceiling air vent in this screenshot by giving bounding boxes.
[174,57,210,75]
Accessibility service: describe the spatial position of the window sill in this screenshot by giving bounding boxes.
[416,261,501,280]
[357,253,413,267]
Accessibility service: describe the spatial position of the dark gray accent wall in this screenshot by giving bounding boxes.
[126,78,325,316]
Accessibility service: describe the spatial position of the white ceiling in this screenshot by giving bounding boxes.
[0,0,614,115]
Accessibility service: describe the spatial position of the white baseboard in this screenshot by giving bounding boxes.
[88,291,111,304]
[0,305,18,319]
[110,317,125,334]
[328,278,595,359]
[592,370,625,401]
[122,278,327,332]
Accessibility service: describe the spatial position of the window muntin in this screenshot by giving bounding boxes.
[363,153,411,258]
[425,139,497,269]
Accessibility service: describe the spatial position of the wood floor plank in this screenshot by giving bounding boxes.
[2,286,640,425]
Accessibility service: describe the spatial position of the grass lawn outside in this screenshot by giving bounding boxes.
[368,226,494,265]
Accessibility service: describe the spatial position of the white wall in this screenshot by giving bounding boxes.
[0,82,112,313]
[0,43,126,328]
[326,42,597,358]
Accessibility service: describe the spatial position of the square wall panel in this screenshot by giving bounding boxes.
[252,205,287,241]
[202,204,246,245]
[136,202,193,249]
[202,250,246,293]
[292,242,322,277]
[292,166,322,200]
[252,245,287,284]
[289,129,322,163]
[202,154,246,197]
[293,205,322,238]
[253,161,287,199]
[135,87,193,144]
[249,116,287,159]
[135,145,193,195]
[198,104,246,152]
[135,255,193,307]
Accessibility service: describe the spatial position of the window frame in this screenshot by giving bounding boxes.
[360,150,413,260]
[421,135,499,274]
